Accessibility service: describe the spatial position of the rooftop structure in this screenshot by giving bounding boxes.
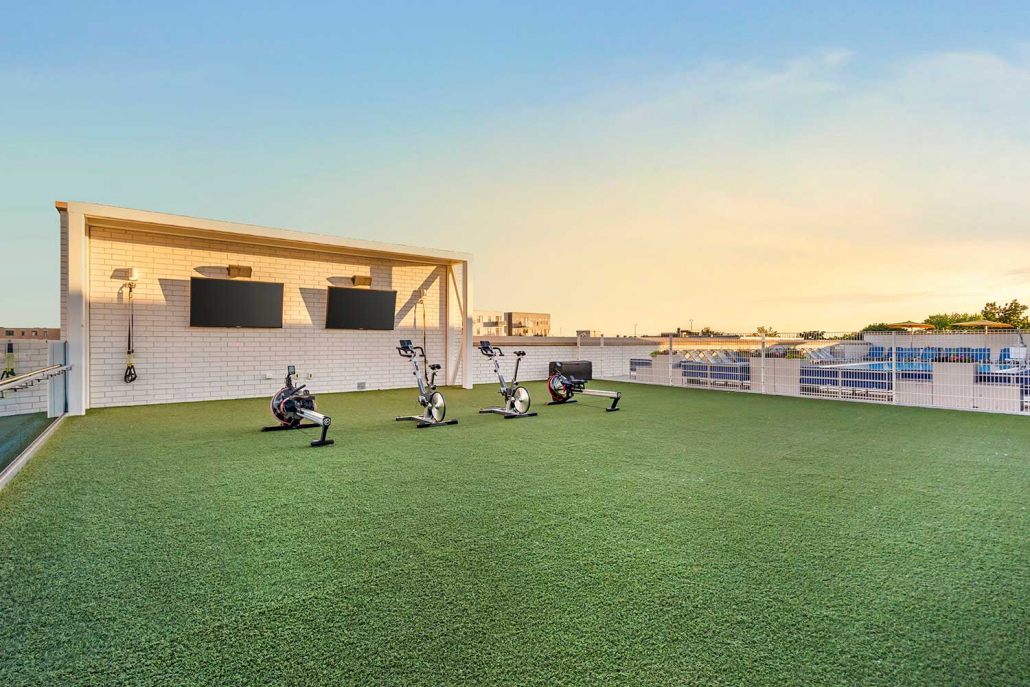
[56,201,474,416]
[2,327,60,340]
[506,311,550,337]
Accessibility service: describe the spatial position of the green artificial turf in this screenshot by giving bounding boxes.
[0,383,1027,685]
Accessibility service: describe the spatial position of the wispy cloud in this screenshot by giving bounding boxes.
[1002,267,1030,281]
[298,48,1030,332]
[772,291,944,305]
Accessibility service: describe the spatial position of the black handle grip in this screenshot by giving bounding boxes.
[479,345,502,357]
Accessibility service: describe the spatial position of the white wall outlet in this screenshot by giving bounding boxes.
[307,373,313,380]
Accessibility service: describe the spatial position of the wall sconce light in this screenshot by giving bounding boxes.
[228,265,253,278]
[351,275,372,287]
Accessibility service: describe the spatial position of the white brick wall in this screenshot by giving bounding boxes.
[0,341,51,417]
[86,227,461,408]
[594,344,658,380]
[463,342,655,386]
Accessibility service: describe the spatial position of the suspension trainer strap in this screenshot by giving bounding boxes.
[418,297,430,386]
[1,341,13,380]
[420,298,428,362]
[124,283,137,383]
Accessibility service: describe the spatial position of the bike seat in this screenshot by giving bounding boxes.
[429,364,441,370]
[515,351,526,356]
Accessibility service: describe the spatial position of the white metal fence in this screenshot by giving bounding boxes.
[604,330,1030,415]
[0,341,69,418]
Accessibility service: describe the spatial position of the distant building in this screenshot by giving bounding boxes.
[472,311,507,338]
[3,327,60,340]
[653,328,697,338]
[576,329,603,338]
[506,312,551,337]
[474,311,552,337]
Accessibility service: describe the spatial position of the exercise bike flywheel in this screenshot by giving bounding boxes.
[428,391,447,422]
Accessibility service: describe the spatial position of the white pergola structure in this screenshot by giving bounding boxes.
[57,201,473,416]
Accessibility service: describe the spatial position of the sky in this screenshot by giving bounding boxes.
[2,2,1029,334]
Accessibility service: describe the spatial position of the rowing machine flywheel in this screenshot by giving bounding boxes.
[271,386,317,427]
[547,374,572,402]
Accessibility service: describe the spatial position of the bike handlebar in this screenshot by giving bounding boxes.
[478,343,528,358]
[397,339,427,358]
[397,345,426,359]
[479,341,503,357]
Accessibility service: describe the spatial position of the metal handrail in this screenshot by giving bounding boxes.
[0,364,72,395]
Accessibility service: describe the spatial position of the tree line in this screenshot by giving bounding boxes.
[690,299,1027,338]
[862,300,1028,331]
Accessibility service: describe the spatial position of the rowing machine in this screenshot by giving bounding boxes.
[261,366,334,447]
[547,361,621,411]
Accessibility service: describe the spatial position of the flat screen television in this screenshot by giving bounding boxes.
[189,277,284,328]
[325,287,397,330]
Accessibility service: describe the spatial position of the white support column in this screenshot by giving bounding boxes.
[462,258,473,389]
[48,341,67,418]
[444,264,452,385]
[761,334,767,393]
[65,209,88,416]
[668,334,674,386]
[891,331,898,404]
[446,264,465,387]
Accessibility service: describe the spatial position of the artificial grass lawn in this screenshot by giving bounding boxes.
[0,382,1027,685]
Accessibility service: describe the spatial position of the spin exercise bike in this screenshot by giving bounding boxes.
[479,341,537,419]
[261,366,334,447]
[396,339,457,428]
[547,361,622,411]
